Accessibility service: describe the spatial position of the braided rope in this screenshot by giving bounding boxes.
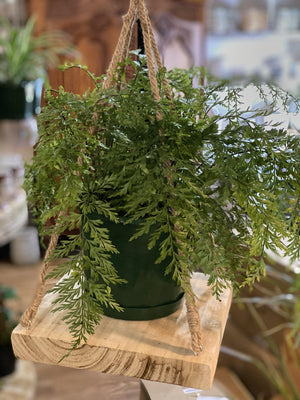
[21,228,60,327]
[103,0,138,90]
[140,3,172,100]
[185,292,202,355]
[137,0,160,103]
[120,9,138,68]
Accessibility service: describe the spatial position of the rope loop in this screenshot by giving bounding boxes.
[103,0,171,101]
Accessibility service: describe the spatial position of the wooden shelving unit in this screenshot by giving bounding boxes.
[12,273,232,390]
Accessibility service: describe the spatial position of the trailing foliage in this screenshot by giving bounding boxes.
[25,53,300,350]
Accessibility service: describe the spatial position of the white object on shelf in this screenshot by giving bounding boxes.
[0,118,38,161]
[142,380,229,399]
[276,7,299,32]
[10,225,40,265]
[0,359,36,400]
[206,32,300,94]
[0,189,28,246]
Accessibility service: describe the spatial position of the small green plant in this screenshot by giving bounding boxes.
[223,257,300,399]
[24,53,300,351]
[0,284,17,345]
[0,284,18,378]
[0,16,75,85]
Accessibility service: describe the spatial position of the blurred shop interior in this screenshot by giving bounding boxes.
[0,0,299,399]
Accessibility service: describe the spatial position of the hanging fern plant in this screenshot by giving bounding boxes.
[24,50,300,352]
[19,0,300,359]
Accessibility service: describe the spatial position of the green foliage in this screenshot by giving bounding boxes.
[25,53,300,350]
[229,258,300,399]
[0,16,76,85]
[0,284,18,344]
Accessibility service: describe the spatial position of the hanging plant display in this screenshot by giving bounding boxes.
[21,0,300,358]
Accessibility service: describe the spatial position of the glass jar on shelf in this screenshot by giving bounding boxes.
[238,0,268,33]
[274,0,300,32]
[206,0,240,35]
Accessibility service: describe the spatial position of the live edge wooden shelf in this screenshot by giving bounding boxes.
[11,272,232,390]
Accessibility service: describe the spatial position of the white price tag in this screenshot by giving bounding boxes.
[182,389,229,399]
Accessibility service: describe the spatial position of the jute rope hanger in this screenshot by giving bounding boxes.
[20,215,62,328]
[103,0,171,100]
[20,0,202,356]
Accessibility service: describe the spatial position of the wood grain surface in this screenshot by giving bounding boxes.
[12,273,231,390]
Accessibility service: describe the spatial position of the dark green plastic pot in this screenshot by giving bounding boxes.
[0,341,16,377]
[88,217,184,320]
[0,79,43,119]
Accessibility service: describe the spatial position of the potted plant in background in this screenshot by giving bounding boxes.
[0,16,75,120]
[23,37,300,354]
[220,256,300,399]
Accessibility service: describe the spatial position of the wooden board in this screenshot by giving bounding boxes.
[11,273,232,390]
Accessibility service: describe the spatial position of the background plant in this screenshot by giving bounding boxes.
[222,256,300,400]
[0,284,18,344]
[25,54,300,350]
[0,16,76,85]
